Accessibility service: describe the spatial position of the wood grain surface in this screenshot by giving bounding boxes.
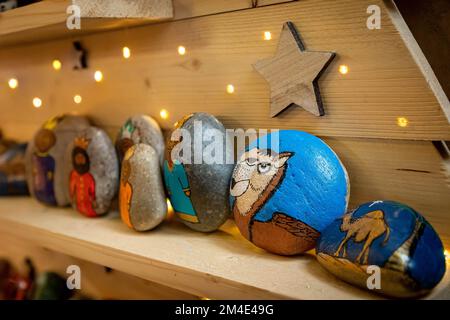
[0,0,448,140]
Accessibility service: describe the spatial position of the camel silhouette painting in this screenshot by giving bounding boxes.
[334,210,390,265]
[230,148,320,255]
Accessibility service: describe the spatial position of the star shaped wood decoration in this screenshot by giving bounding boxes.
[253,22,336,117]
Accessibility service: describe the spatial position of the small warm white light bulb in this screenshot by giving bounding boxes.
[52,59,62,71]
[397,117,408,128]
[160,109,169,120]
[33,97,42,108]
[339,65,349,75]
[73,95,82,104]
[444,250,449,260]
[8,78,18,89]
[122,47,131,59]
[178,46,186,56]
[226,84,235,94]
[263,31,272,41]
[94,70,103,82]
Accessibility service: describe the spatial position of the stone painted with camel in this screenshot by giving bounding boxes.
[230,130,349,255]
[65,127,119,217]
[163,113,233,232]
[316,200,446,298]
[25,115,90,206]
[116,115,165,166]
[120,143,167,231]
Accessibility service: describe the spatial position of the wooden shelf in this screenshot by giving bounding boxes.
[0,198,448,299]
[0,0,173,48]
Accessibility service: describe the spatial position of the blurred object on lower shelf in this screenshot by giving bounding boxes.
[0,130,28,196]
[0,259,12,299]
[32,272,73,300]
[0,257,93,300]
[0,258,35,300]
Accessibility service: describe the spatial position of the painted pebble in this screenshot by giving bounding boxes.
[316,200,446,298]
[116,115,165,165]
[25,115,90,206]
[120,143,167,231]
[66,127,119,217]
[230,130,349,255]
[163,113,234,232]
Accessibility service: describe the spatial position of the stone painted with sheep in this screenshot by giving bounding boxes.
[316,200,446,298]
[25,115,90,206]
[230,130,349,255]
[163,113,234,232]
[120,143,167,231]
[66,127,119,217]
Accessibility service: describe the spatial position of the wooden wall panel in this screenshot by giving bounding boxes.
[326,138,450,246]
[0,0,449,141]
[173,0,294,19]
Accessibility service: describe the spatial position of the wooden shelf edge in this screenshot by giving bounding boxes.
[0,198,448,299]
[0,0,298,48]
[0,0,173,48]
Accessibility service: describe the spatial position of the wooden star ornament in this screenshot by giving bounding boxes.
[253,22,336,117]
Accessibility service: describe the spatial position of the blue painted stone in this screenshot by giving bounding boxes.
[230,130,349,255]
[316,200,446,298]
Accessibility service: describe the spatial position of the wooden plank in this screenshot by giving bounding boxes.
[327,138,450,247]
[0,0,448,140]
[0,0,173,48]
[73,0,173,18]
[0,0,69,36]
[0,198,378,300]
[0,197,448,300]
[0,0,292,48]
[173,0,293,20]
[384,0,450,125]
[0,234,198,300]
[393,0,450,99]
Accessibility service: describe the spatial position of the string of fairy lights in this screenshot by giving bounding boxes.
[4,41,237,120]
[2,30,392,125]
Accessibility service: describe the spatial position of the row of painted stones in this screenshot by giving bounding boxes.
[25,113,446,299]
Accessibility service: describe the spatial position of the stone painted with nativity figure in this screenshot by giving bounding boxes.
[163,113,233,232]
[116,115,165,166]
[25,115,90,206]
[120,143,167,231]
[66,127,119,217]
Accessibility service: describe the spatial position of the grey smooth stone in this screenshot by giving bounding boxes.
[25,115,90,206]
[116,115,165,166]
[64,127,119,216]
[163,112,233,232]
[120,143,167,231]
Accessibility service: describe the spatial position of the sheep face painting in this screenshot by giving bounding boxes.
[229,130,350,255]
[231,148,292,216]
[230,147,320,255]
